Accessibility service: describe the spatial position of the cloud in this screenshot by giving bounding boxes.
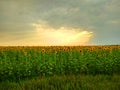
[107,20,120,24]
[31,22,93,46]
[0,0,120,45]
[0,22,93,46]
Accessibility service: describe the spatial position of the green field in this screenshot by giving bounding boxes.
[0,46,120,89]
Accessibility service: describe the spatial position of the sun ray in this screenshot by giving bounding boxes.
[32,23,93,46]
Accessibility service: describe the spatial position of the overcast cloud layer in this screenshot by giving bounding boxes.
[0,0,120,45]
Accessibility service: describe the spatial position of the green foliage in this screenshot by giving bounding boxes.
[0,74,120,90]
[0,46,120,81]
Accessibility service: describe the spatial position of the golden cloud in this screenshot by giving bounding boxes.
[31,23,93,46]
[0,23,93,46]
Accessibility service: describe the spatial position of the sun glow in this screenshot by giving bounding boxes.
[0,23,93,46]
[32,23,93,46]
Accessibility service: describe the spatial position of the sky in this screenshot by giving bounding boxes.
[0,0,120,46]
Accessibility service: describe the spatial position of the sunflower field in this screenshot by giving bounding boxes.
[0,45,120,81]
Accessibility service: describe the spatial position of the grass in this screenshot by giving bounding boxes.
[0,74,120,90]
